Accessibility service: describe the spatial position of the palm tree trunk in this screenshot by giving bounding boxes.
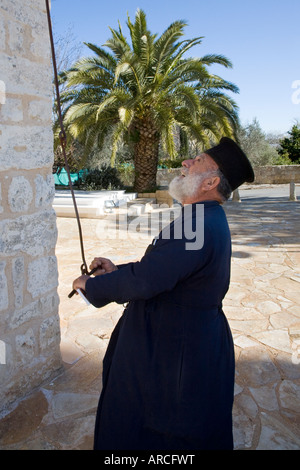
[133,118,160,193]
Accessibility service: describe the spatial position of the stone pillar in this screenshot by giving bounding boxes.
[289,182,297,201]
[232,188,241,202]
[0,0,62,413]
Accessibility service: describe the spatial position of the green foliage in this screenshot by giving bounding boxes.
[78,164,124,190]
[278,124,300,163]
[116,163,135,186]
[158,158,185,168]
[237,118,280,166]
[53,139,84,173]
[273,153,294,165]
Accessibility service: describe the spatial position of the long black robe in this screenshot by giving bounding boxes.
[85,200,235,450]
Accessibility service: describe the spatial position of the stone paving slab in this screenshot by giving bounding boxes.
[0,196,300,450]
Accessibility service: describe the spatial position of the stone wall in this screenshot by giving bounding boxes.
[156,165,300,187]
[0,0,62,413]
[119,165,300,189]
[250,165,300,184]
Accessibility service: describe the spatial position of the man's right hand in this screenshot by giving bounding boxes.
[89,257,118,276]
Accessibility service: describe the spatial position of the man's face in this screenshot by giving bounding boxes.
[168,153,220,204]
[181,153,219,176]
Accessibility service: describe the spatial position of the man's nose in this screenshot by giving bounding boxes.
[182,159,193,168]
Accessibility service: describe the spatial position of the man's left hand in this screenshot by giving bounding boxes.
[72,274,90,293]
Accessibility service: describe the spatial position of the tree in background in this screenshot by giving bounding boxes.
[53,25,83,173]
[59,9,239,192]
[277,123,300,164]
[237,118,280,166]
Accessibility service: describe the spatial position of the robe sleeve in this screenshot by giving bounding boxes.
[85,226,212,308]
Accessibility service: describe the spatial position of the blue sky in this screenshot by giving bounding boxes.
[51,0,300,135]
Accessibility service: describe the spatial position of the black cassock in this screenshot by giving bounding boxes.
[85,200,235,450]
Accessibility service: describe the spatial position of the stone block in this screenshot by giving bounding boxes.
[39,314,60,351]
[278,380,300,413]
[0,97,23,122]
[9,291,59,330]
[28,99,52,125]
[34,174,55,209]
[27,256,58,298]
[10,299,40,330]
[0,53,51,98]
[15,328,35,364]
[0,391,48,447]
[7,19,25,55]
[0,261,8,312]
[8,175,33,212]
[252,329,291,354]
[30,22,52,60]
[0,124,53,171]
[238,347,281,386]
[0,15,6,52]
[0,0,47,33]
[52,392,98,420]
[0,209,57,257]
[257,413,300,450]
[12,256,24,309]
[249,384,278,411]
[0,351,61,414]
[40,291,60,316]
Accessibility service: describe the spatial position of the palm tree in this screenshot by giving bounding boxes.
[59,9,239,192]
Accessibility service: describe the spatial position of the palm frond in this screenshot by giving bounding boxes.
[200,54,233,68]
[127,9,148,56]
[104,25,131,59]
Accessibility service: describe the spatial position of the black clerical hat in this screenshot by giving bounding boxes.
[205,137,255,191]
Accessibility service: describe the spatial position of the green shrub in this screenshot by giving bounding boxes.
[158,158,184,168]
[273,153,294,165]
[78,164,124,190]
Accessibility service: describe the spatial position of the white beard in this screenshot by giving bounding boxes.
[168,172,206,203]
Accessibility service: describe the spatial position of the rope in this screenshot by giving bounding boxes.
[45,0,90,295]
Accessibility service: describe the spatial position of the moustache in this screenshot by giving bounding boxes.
[180,168,189,177]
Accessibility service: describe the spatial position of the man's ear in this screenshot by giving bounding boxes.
[203,176,220,191]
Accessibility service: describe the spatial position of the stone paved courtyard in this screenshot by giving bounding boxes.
[0,191,299,450]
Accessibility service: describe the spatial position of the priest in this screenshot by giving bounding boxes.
[72,137,255,450]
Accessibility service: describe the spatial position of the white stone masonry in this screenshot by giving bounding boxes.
[0,0,62,413]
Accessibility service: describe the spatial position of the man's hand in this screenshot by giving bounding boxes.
[72,274,90,293]
[71,258,117,297]
[89,257,118,276]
